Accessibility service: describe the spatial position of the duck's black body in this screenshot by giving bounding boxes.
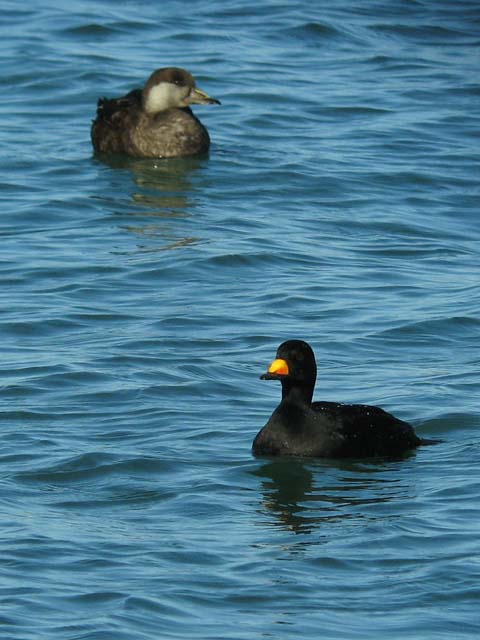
[91,67,219,159]
[253,340,429,459]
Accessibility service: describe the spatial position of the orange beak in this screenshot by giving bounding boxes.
[267,358,289,376]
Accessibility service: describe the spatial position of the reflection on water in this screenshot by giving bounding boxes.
[253,460,315,534]
[122,225,199,252]
[95,153,210,250]
[253,458,411,535]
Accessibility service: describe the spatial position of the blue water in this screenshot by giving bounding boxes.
[1,1,480,638]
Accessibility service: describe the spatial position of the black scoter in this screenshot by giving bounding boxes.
[253,339,433,458]
[91,67,220,158]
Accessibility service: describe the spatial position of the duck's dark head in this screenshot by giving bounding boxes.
[260,340,317,405]
[143,67,220,115]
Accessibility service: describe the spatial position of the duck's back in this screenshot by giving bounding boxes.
[311,400,421,457]
[91,89,142,154]
[253,399,421,458]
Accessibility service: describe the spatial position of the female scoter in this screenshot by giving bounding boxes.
[253,340,431,458]
[91,67,220,158]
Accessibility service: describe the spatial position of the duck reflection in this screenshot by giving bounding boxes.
[253,460,315,534]
[95,154,209,250]
[253,458,409,535]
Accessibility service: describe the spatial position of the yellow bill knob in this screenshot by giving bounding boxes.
[267,358,289,376]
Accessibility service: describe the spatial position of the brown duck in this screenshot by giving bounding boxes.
[91,67,220,159]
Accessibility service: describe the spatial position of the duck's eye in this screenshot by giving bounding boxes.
[292,350,303,362]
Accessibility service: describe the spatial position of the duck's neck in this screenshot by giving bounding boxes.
[281,380,314,406]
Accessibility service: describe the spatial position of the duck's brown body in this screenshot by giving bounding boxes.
[91,67,219,159]
[91,90,211,158]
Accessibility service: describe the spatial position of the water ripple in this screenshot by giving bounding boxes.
[1,1,479,639]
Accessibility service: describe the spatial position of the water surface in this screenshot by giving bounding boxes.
[1,1,479,639]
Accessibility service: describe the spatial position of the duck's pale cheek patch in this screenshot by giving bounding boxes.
[145,83,184,114]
